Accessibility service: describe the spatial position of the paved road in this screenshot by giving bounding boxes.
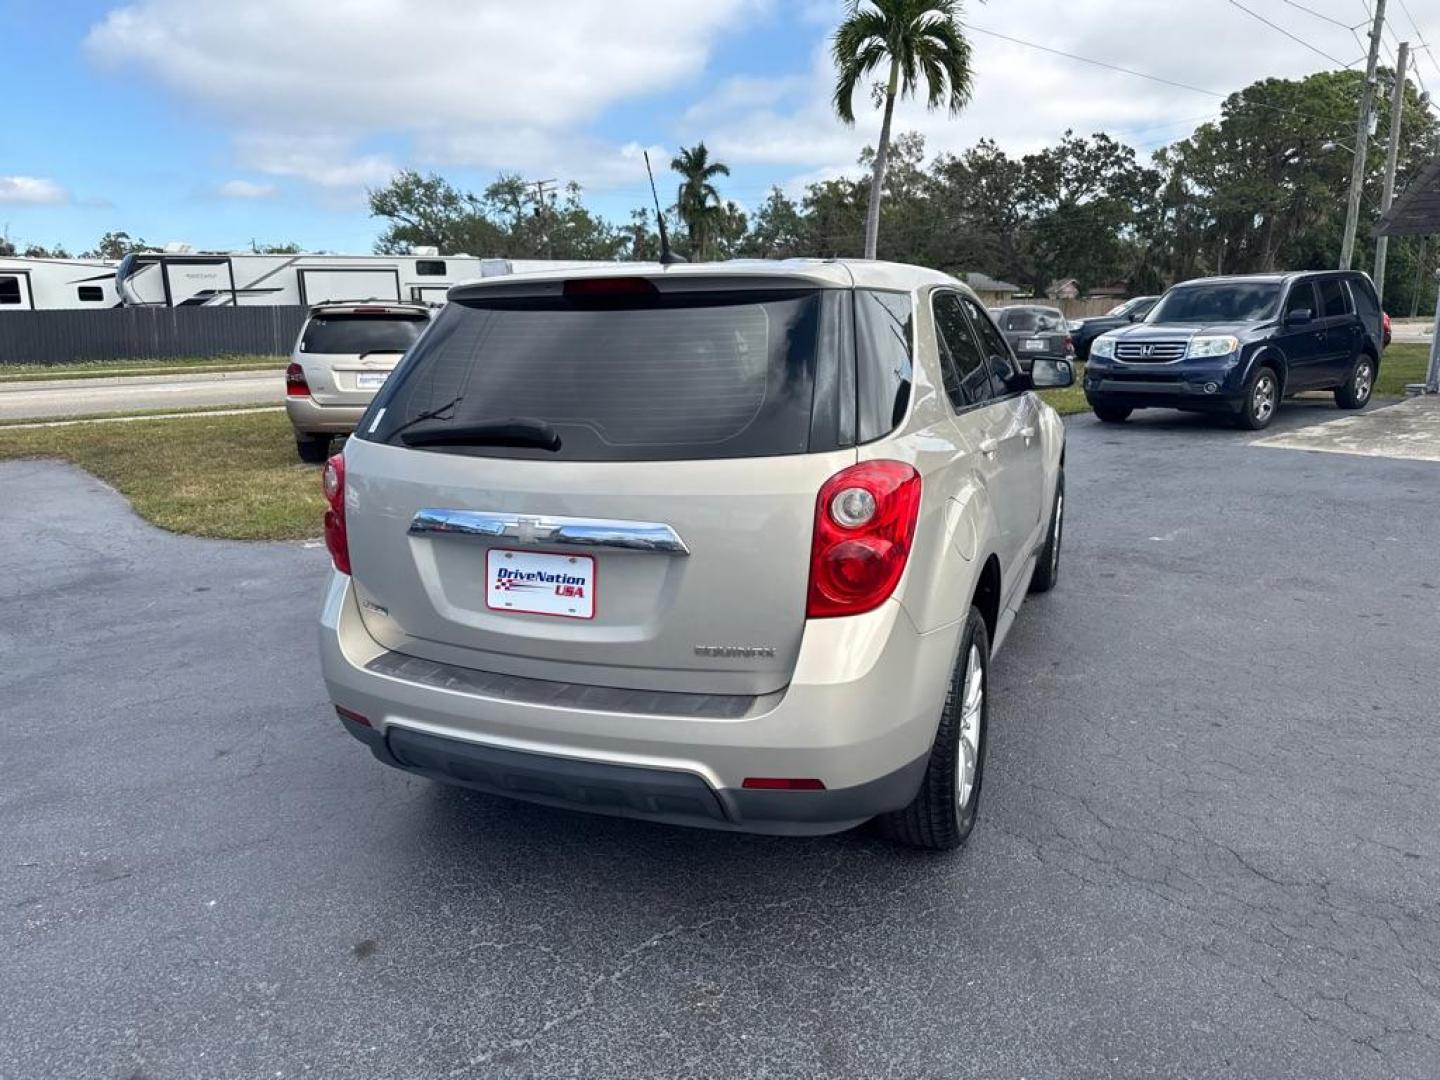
[0,369,281,420]
[4,407,1439,1079]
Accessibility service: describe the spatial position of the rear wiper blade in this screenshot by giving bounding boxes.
[358,349,406,360]
[400,416,562,452]
[384,395,464,442]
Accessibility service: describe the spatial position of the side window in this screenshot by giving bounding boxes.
[931,291,993,409]
[0,276,21,305]
[1317,277,1350,318]
[416,260,447,276]
[854,290,913,442]
[1284,282,1315,319]
[77,285,104,302]
[1347,277,1380,326]
[960,295,1022,398]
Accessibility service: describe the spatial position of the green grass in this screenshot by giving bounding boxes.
[1038,367,1090,416]
[0,354,285,383]
[0,403,280,428]
[1376,342,1429,397]
[0,410,324,541]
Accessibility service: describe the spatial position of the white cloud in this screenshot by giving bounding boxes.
[233,133,398,190]
[85,0,760,192]
[0,176,70,205]
[685,0,1440,189]
[216,179,277,200]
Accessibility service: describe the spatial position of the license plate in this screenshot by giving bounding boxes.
[486,549,595,619]
[356,371,389,389]
[1022,338,1047,351]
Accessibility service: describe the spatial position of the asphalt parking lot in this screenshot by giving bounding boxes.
[4,403,1439,1080]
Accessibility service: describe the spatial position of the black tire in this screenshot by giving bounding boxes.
[1334,354,1376,410]
[877,608,990,851]
[295,433,332,464]
[1092,404,1132,424]
[1029,469,1064,594]
[1234,365,1280,430]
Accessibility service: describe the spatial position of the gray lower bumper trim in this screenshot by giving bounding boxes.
[339,720,928,837]
[365,649,767,720]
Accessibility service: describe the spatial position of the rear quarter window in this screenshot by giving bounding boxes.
[369,288,828,462]
[854,290,914,442]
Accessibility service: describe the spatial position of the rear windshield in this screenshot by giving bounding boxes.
[1149,283,1281,324]
[367,288,824,461]
[999,308,1063,333]
[300,313,427,355]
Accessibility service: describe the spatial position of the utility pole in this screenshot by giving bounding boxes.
[1373,41,1409,307]
[1339,0,1386,271]
[529,179,557,258]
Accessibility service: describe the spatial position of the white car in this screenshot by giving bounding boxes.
[285,301,434,462]
[318,260,1071,849]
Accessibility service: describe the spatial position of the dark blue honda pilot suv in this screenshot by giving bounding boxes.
[1084,271,1384,430]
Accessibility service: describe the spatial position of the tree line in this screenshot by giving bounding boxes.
[363,64,1439,315]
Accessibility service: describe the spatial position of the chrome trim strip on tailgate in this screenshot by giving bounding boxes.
[365,650,766,719]
[408,508,691,555]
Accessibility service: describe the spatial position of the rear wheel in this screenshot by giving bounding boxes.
[1029,470,1064,594]
[1335,354,1375,410]
[1092,403,1132,423]
[296,433,332,464]
[1235,366,1280,430]
[877,608,990,851]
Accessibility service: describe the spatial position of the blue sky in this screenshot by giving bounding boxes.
[3,0,1436,257]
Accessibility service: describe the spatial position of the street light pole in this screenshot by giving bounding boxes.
[1374,42,1409,307]
[1339,0,1387,271]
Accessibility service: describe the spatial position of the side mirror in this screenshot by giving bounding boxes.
[1126,311,1142,322]
[1030,358,1074,389]
[1285,308,1313,326]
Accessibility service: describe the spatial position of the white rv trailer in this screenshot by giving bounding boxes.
[114,252,614,308]
[0,257,121,310]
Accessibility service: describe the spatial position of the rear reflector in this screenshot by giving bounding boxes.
[563,276,658,299]
[741,777,826,791]
[335,705,370,727]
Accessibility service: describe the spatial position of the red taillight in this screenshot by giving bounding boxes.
[322,453,350,574]
[742,777,826,790]
[806,460,922,619]
[286,362,310,397]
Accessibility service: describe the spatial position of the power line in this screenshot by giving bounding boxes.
[1280,0,1365,31]
[960,22,1354,131]
[1395,0,1440,79]
[1226,0,1355,67]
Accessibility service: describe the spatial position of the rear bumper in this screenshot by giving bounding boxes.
[319,573,955,835]
[285,396,367,435]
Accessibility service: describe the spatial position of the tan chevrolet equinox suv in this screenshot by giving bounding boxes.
[318,260,1071,850]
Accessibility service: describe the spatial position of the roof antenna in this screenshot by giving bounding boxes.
[644,151,685,266]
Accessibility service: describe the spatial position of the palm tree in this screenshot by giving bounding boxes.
[832,0,974,259]
[671,142,730,260]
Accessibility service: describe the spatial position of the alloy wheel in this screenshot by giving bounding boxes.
[956,644,984,808]
[1252,373,1277,423]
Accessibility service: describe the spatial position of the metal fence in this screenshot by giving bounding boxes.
[0,306,307,365]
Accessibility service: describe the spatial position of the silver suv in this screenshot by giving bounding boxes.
[285,302,433,462]
[318,261,1070,849]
